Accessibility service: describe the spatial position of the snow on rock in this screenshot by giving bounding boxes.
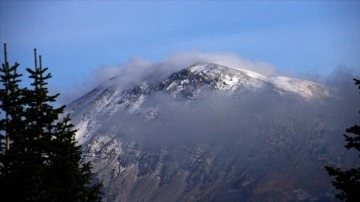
[67,62,333,145]
[269,76,334,98]
[64,62,343,201]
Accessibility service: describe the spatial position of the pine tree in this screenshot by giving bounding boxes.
[325,79,360,202]
[0,43,24,154]
[0,44,102,201]
[0,43,31,201]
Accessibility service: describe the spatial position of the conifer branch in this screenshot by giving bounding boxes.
[3,43,7,66]
[34,48,37,70]
[39,55,42,70]
[3,43,10,151]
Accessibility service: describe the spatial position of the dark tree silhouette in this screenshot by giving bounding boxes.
[325,79,360,202]
[0,44,102,201]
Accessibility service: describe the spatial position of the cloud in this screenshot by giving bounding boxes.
[66,52,360,199]
[69,57,360,152]
[75,58,359,148]
[57,52,276,104]
[86,73,359,170]
[57,51,359,107]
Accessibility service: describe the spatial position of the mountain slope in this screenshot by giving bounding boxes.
[66,63,354,201]
[67,63,333,144]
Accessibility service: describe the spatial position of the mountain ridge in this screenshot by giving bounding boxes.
[65,62,352,202]
[69,62,333,107]
[67,63,334,144]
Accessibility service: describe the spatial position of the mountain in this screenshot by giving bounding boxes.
[66,63,356,201]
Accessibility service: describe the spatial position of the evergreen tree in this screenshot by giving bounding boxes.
[0,44,102,201]
[0,43,31,201]
[325,79,360,202]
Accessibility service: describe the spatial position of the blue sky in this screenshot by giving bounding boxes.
[1,1,360,101]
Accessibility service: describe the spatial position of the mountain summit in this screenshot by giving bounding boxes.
[157,63,332,98]
[67,63,333,144]
[66,63,352,201]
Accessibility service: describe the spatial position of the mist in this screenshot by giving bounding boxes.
[67,52,359,152]
[60,51,359,169]
[89,73,359,163]
[58,52,277,104]
[68,53,360,201]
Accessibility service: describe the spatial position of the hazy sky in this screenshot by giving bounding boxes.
[1,1,359,97]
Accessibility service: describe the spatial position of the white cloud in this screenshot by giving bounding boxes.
[59,51,357,105]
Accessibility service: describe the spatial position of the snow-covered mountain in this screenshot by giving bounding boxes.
[66,63,356,201]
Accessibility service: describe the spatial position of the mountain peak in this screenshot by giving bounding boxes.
[68,63,334,120]
[187,62,225,72]
[66,62,350,202]
[159,63,263,95]
[188,62,267,80]
[157,63,333,98]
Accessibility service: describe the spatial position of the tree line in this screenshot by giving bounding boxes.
[0,44,102,201]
